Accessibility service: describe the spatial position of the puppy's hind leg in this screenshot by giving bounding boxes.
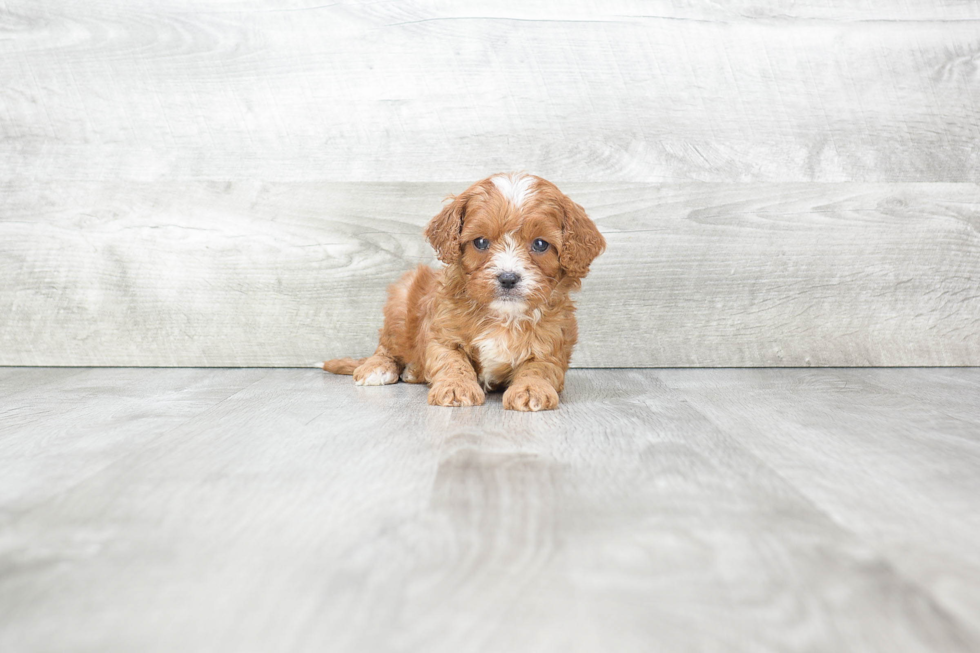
[351,264,427,387]
[353,346,403,386]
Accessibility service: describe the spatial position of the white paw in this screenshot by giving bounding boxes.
[354,369,399,386]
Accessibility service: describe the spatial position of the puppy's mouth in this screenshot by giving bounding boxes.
[494,288,525,301]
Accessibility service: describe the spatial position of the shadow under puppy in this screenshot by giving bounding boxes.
[323,172,605,411]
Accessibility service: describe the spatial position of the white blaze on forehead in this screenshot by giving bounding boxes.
[491,173,536,208]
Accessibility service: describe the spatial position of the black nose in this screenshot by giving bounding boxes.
[497,271,520,289]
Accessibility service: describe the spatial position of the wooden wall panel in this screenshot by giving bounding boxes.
[1,2,978,366]
[2,181,977,367]
[1,1,978,183]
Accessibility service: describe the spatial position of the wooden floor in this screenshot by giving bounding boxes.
[1,367,979,652]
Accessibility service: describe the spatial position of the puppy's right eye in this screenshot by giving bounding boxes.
[473,237,490,251]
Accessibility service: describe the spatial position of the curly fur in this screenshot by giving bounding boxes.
[323,173,605,411]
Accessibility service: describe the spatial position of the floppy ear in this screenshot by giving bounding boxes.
[425,193,468,264]
[559,196,606,279]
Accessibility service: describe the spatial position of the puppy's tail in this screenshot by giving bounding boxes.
[320,357,366,375]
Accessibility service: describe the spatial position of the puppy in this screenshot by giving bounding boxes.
[322,172,605,411]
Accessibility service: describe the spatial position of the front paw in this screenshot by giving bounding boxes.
[503,380,559,412]
[428,379,485,407]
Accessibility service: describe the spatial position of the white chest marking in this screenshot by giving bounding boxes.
[475,333,519,389]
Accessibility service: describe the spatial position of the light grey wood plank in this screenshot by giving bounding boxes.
[658,367,980,637]
[835,368,980,434]
[1,368,979,651]
[0,367,88,397]
[1,181,978,366]
[0,367,268,514]
[1,2,978,183]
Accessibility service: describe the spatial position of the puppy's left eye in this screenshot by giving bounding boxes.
[531,238,550,253]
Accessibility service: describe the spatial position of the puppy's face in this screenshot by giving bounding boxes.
[457,177,563,315]
[425,173,605,316]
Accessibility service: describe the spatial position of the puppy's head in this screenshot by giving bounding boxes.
[425,173,605,316]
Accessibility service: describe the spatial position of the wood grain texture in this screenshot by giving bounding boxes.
[1,1,979,183]
[1,367,979,652]
[657,368,980,635]
[0,367,269,513]
[3,1,980,365]
[1,181,978,366]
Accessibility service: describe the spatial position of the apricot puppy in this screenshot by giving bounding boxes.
[322,172,605,411]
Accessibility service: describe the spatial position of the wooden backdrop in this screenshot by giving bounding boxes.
[2,1,978,367]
